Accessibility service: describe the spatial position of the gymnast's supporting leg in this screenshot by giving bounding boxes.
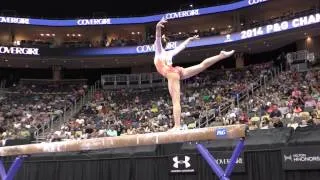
[167,73,181,129]
[181,50,235,80]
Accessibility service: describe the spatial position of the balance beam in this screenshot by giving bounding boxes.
[0,125,246,156]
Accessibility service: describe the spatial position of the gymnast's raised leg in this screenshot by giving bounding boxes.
[181,50,235,80]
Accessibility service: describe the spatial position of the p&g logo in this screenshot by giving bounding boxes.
[216,128,227,136]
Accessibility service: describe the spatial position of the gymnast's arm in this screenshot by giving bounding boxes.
[154,18,167,56]
[169,35,199,57]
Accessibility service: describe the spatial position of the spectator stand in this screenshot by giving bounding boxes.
[34,80,101,143]
[0,78,102,144]
[198,63,282,128]
[39,62,284,143]
[234,66,320,132]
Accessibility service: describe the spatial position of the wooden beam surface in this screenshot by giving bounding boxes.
[0,125,246,156]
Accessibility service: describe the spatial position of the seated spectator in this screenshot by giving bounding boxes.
[273,117,284,128]
[260,117,271,129]
[269,105,282,118]
[106,126,118,137]
[304,96,317,108]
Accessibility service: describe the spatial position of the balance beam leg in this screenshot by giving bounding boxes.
[4,156,25,180]
[0,160,7,179]
[196,144,225,179]
[224,138,245,177]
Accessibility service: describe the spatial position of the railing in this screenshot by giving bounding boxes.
[286,49,318,72]
[197,66,283,128]
[101,72,166,89]
[33,81,100,142]
[0,79,6,89]
[101,67,253,89]
[234,66,318,129]
[0,78,92,142]
[19,79,88,85]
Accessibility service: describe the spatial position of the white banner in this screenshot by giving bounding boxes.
[0,46,39,56]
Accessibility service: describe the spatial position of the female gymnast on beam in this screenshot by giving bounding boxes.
[154,18,235,131]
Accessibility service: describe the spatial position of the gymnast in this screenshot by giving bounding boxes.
[154,18,235,131]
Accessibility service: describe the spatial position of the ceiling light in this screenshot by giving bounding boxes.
[14,41,20,46]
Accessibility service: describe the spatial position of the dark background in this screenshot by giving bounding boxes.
[4,148,320,180]
[0,0,239,18]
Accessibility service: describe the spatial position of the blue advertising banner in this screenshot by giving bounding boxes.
[0,0,267,26]
[68,13,320,56]
[2,12,319,57]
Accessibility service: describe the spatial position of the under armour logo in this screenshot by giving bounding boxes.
[284,155,293,161]
[173,156,191,168]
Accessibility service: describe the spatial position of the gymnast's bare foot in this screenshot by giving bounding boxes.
[168,126,182,131]
[220,50,235,58]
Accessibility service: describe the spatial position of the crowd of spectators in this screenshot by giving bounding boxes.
[2,62,319,144]
[218,68,320,131]
[49,65,320,143]
[0,83,87,145]
[47,64,269,141]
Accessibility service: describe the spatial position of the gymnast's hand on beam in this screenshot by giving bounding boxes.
[156,18,167,28]
[220,50,235,58]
